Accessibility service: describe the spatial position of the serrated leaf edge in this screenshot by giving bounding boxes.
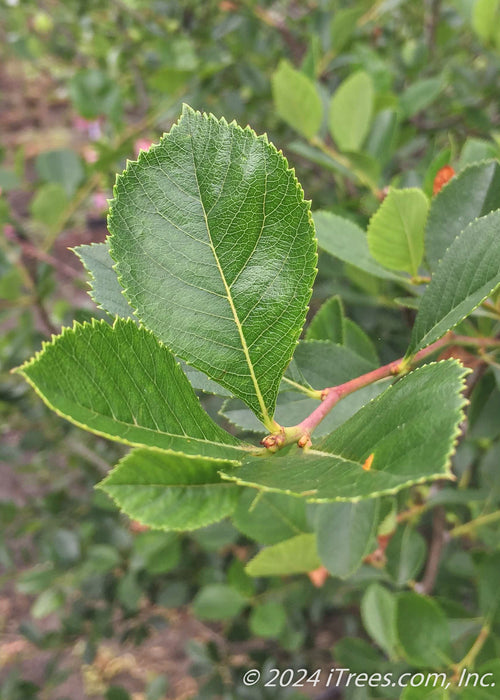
[72,242,136,320]
[97,446,240,532]
[14,317,255,458]
[411,208,500,353]
[220,360,471,503]
[107,104,318,427]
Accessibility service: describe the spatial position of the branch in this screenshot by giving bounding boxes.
[262,333,500,450]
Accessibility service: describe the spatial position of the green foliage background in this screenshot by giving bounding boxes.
[2,1,500,698]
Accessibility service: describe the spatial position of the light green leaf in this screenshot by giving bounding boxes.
[221,361,468,501]
[328,71,374,152]
[425,161,500,270]
[409,210,500,354]
[108,105,317,427]
[367,188,429,276]
[361,583,398,658]
[192,584,247,620]
[272,60,323,139]
[245,533,321,577]
[30,183,68,231]
[396,593,451,668]
[306,296,344,343]
[99,448,240,531]
[399,77,443,118]
[250,602,287,638]
[386,525,427,586]
[17,318,248,461]
[232,490,310,545]
[472,0,500,43]
[315,500,379,578]
[74,242,136,319]
[314,210,406,281]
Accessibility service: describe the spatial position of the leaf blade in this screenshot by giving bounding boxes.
[17,318,247,461]
[409,210,500,353]
[99,448,240,531]
[108,105,317,425]
[367,188,429,276]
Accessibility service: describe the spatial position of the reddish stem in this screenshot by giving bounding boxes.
[287,334,453,440]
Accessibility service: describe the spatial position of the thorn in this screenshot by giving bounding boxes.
[362,453,374,471]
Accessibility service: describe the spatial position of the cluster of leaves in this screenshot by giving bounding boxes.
[2,1,500,699]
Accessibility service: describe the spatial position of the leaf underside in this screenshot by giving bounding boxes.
[99,448,240,531]
[220,361,468,501]
[108,105,317,425]
[74,241,136,320]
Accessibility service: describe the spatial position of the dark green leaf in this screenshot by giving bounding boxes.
[409,210,500,354]
[425,161,500,270]
[18,319,247,461]
[109,106,317,426]
[396,593,451,668]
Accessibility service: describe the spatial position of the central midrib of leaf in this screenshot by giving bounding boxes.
[188,127,271,428]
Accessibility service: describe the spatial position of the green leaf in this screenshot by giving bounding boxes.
[361,583,398,658]
[365,109,399,165]
[31,589,65,619]
[30,183,68,231]
[367,188,429,276]
[70,68,122,121]
[245,533,320,576]
[386,525,427,586]
[344,319,379,364]
[192,584,247,620]
[305,295,378,364]
[271,60,323,139]
[108,105,317,427]
[221,361,468,501]
[314,210,406,281]
[472,0,500,43]
[232,490,310,545]
[305,296,344,343]
[250,602,287,638]
[460,661,500,699]
[74,242,136,319]
[99,448,240,531]
[328,71,374,152]
[35,149,85,197]
[17,318,247,461]
[409,210,500,354]
[425,161,500,270]
[330,7,364,52]
[459,139,498,169]
[315,500,379,578]
[396,593,451,668]
[399,77,443,118]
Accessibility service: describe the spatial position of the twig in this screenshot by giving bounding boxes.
[414,506,446,594]
[262,333,500,450]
